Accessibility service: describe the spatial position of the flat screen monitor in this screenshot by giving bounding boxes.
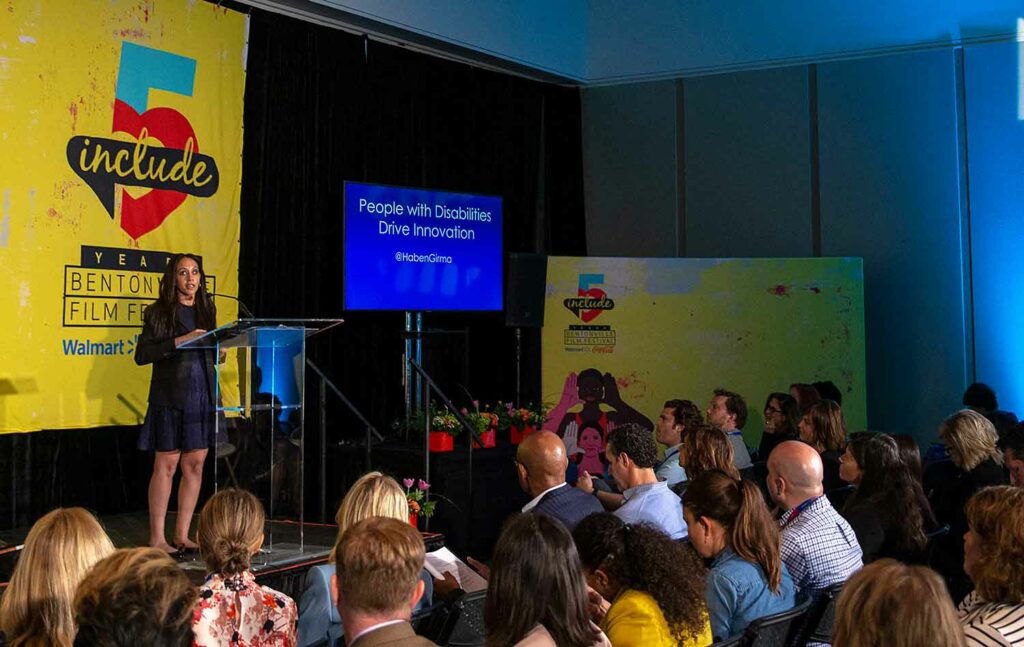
[343,181,503,311]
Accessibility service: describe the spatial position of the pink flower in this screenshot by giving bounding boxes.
[403,478,415,489]
[418,479,430,491]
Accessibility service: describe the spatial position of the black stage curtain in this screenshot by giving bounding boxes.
[239,10,586,517]
[0,7,584,531]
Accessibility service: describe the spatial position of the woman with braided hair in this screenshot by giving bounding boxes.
[573,513,712,647]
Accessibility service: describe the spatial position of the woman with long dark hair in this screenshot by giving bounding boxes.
[485,514,610,647]
[758,393,800,460]
[682,470,796,641]
[573,513,712,647]
[840,434,936,563]
[134,253,217,553]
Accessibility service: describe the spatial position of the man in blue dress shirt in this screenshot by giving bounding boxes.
[598,422,687,539]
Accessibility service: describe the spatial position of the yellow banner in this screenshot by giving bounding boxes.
[0,1,247,432]
[541,257,867,455]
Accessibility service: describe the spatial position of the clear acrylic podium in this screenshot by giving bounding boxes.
[181,318,342,564]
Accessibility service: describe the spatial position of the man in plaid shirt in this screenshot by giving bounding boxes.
[767,440,863,595]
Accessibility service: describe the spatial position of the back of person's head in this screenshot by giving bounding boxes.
[964,486,1024,603]
[847,434,928,552]
[197,488,264,577]
[485,514,600,647]
[682,470,782,592]
[999,425,1024,487]
[833,559,965,647]
[333,516,425,618]
[812,380,843,406]
[332,471,407,559]
[939,409,1002,471]
[606,423,658,469]
[963,382,998,412]
[682,423,740,480]
[789,383,822,414]
[73,547,195,647]
[0,508,114,647]
[804,399,846,452]
[714,388,748,429]
[891,433,924,482]
[572,513,708,646]
[665,399,703,430]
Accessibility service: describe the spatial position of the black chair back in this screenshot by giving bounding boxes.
[709,633,746,647]
[794,583,844,646]
[430,589,487,647]
[744,596,813,647]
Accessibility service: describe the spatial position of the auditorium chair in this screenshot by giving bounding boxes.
[743,595,813,647]
[797,583,844,646]
[421,588,487,647]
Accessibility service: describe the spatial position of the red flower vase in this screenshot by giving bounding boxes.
[473,429,497,449]
[409,512,418,528]
[429,431,454,452]
[510,425,537,445]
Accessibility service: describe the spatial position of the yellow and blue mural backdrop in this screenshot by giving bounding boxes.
[0,1,247,432]
[541,257,867,461]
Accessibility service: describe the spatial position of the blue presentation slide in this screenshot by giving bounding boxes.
[344,181,503,311]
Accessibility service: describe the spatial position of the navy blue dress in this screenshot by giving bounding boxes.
[137,305,216,452]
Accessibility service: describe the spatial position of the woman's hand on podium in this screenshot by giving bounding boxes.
[174,329,207,348]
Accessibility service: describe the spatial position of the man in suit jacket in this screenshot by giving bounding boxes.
[332,517,438,647]
[518,430,603,531]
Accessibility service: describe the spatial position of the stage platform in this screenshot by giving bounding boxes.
[0,511,443,598]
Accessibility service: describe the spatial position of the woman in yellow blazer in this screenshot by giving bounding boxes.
[574,513,713,647]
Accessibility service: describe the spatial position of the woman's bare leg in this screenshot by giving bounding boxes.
[173,448,208,548]
[149,450,181,552]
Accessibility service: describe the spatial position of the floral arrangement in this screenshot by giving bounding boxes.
[404,478,436,519]
[497,401,548,428]
[430,408,461,436]
[462,409,499,433]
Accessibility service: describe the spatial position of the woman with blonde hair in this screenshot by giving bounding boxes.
[798,399,846,491]
[959,486,1024,645]
[833,559,965,647]
[682,470,796,641]
[930,409,1006,602]
[0,508,114,647]
[192,488,297,646]
[297,471,433,647]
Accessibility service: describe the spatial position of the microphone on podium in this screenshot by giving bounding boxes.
[209,292,255,318]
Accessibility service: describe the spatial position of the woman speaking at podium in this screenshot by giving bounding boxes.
[134,252,217,554]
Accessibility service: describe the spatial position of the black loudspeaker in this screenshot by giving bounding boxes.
[505,253,548,328]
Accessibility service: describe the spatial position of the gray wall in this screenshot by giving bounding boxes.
[581,43,1020,441]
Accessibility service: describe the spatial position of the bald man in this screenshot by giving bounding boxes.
[516,431,602,531]
[767,440,862,595]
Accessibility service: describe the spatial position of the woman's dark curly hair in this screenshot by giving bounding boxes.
[573,513,707,645]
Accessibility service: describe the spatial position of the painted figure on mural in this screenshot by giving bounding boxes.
[548,368,652,481]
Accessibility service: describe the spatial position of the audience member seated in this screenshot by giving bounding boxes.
[574,513,712,647]
[654,399,703,487]
[840,434,936,563]
[73,547,196,647]
[812,380,843,407]
[0,508,114,647]
[299,471,433,647]
[332,517,438,647]
[758,393,800,461]
[789,383,822,415]
[798,399,847,492]
[963,382,1018,439]
[577,423,686,540]
[485,513,611,647]
[958,486,1024,645]
[930,410,1007,603]
[682,470,796,641]
[517,431,603,531]
[674,422,740,497]
[998,425,1024,487]
[832,559,966,647]
[767,441,862,596]
[706,388,753,470]
[193,488,297,646]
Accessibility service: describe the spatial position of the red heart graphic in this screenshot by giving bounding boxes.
[112,99,197,239]
[580,287,606,323]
